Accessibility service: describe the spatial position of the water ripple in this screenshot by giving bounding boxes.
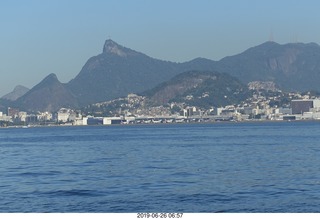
[1,123,320,212]
[38,189,105,197]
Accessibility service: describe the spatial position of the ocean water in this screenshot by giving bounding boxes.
[1,121,320,212]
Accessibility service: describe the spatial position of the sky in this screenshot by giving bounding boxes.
[1,0,320,96]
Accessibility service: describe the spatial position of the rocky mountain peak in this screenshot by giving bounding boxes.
[39,73,60,86]
[103,39,129,57]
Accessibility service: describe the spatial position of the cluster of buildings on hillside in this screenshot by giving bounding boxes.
[1,97,320,127]
[213,99,320,121]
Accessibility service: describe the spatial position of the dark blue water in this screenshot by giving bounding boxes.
[1,122,320,212]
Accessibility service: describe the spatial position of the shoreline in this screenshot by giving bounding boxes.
[2,118,320,129]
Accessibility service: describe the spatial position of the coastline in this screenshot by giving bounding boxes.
[2,118,320,129]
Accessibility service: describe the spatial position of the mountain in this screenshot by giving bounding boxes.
[67,39,221,106]
[68,40,320,107]
[2,85,29,101]
[67,39,180,106]
[16,73,78,112]
[216,41,320,91]
[143,70,250,108]
[13,40,320,112]
[12,40,218,112]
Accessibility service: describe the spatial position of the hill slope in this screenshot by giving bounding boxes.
[143,70,250,108]
[2,85,30,101]
[216,41,320,91]
[16,73,78,112]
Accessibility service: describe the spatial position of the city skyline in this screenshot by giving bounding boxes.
[1,0,320,96]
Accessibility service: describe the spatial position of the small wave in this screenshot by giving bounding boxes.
[170,171,197,177]
[41,189,103,197]
[17,171,62,177]
[143,165,174,170]
[177,193,236,203]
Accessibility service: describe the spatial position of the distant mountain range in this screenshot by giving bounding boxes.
[1,85,29,101]
[2,39,320,112]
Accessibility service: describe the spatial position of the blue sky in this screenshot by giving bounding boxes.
[1,0,320,96]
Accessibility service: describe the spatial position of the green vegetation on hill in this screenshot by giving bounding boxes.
[144,70,251,108]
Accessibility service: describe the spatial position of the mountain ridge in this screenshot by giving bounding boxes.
[1,85,29,101]
[217,41,320,91]
[5,39,320,112]
[16,73,78,112]
[67,39,183,105]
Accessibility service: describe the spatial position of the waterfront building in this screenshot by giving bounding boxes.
[8,107,19,119]
[26,115,38,124]
[57,108,70,122]
[74,117,87,126]
[276,108,292,115]
[313,99,320,108]
[125,116,136,124]
[291,100,313,114]
[18,112,27,122]
[213,107,224,116]
[183,108,193,117]
[103,117,123,125]
[0,112,12,122]
[86,117,103,125]
[57,108,76,123]
[243,107,254,115]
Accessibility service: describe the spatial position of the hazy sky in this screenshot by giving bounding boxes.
[1,0,320,96]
